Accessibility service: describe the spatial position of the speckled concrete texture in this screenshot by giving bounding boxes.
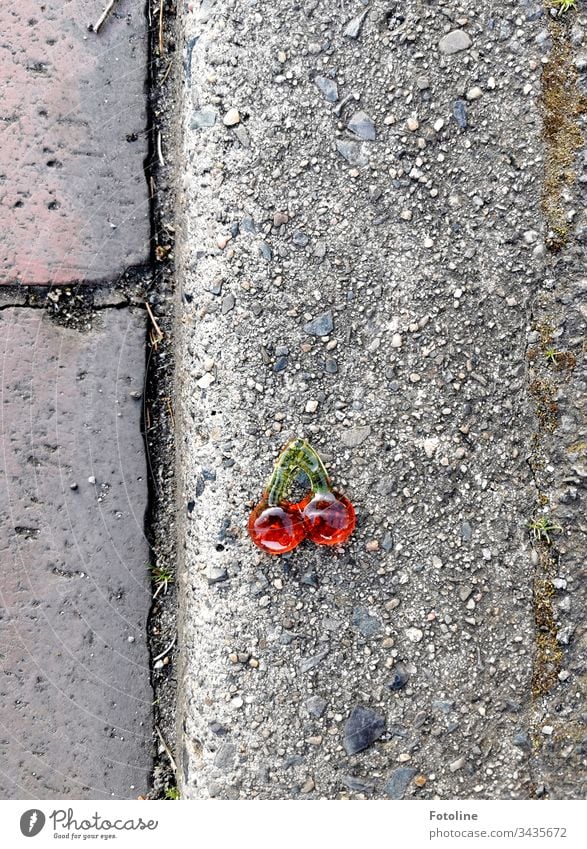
[174,0,585,800]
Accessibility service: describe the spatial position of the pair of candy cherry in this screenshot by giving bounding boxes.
[248,439,356,555]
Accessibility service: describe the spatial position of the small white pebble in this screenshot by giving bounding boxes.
[198,372,215,389]
[223,107,240,126]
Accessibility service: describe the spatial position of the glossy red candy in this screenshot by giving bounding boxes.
[302,490,356,546]
[248,499,306,555]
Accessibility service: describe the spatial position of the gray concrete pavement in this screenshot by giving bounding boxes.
[0,308,152,799]
[175,0,585,799]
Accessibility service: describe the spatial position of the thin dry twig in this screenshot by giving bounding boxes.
[157,131,165,167]
[155,725,177,774]
[166,398,175,429]
[94,0,117,33]
[149,329,162,350]
[145,302,164,341]
[153,634,177,664]
[158,1,165,55]
[161,60,173,85]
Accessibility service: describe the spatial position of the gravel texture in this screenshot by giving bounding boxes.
[175,0,586,799]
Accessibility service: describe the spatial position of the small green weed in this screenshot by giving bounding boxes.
[148,563,175,597]
[551,0,578,12]
[529,516,563,545]
[164,787,180,800]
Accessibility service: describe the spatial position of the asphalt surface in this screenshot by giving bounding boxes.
[176,0,586,799]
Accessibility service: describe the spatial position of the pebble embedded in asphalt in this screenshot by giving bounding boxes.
[438,30,472,55]
[343,706,386,755]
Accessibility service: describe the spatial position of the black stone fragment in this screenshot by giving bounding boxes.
[343,706,385,755]
[388,664,409,691]
[384,767,417,799]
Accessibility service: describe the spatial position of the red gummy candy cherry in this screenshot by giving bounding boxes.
[302,491,356,546]
[248,499,306,555]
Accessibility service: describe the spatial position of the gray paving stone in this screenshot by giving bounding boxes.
[0,308,152,799]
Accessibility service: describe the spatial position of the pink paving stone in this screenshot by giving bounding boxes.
[0,1,150,285]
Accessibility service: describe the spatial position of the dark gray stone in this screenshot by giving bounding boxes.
[259,241,273,260]
[336,140,369,167]
[293,231,310,247]
[343,10,368,40]
[299,648,329,673]
[301,569,319,588]
[384,767,417,799]
[315,75,338,102]
[348,111,376,141]
[273,356,288,373]
[343,706,385,755]
[352,606,382,637]
[222,293,235,314]
[209,721,229,736]
[433,700,455,714]
[303,311,333,336]
[214,742,237,770]
[513,731,532,751]
[241,216,256,233]
[283,754,305,769]
[340,774,375,794]
[453,99,468,129]
[387,664,409,691]
[306,696,327,718]
[382,531,394,552]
